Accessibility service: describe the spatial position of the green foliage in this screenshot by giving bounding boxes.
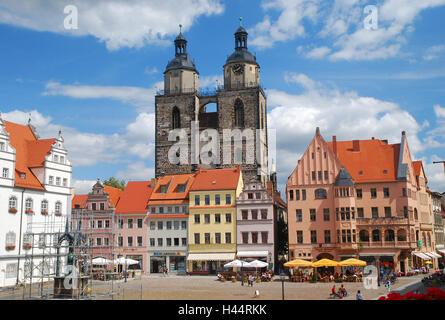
[103,177,126,191]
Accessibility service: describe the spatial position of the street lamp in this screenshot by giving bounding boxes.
[280,272,286,300]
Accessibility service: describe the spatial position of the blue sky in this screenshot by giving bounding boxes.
[0,0,444,194]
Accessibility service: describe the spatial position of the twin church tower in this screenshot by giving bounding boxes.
[155,22,270,185]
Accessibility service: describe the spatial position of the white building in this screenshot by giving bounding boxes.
[0,115,72,287]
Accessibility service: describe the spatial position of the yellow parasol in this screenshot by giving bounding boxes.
[424,261,432,265]
[284,259,313,268]
[312,258,340,267]
[339,258,367,267]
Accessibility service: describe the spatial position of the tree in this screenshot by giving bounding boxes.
[103,177,126,191]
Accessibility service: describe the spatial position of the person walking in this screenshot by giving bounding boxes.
[385,279,391,293]
[356,290,363,300]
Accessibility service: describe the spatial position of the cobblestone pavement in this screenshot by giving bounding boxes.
[0,273,430,300]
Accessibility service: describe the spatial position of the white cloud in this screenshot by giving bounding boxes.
[116,162,155,180]
[423,155,445,192]
[267,73,425,187]
[250,0,445,61]
[72,179,96,194]
[43,81,163,112]
[434,104,445,118]
[0,0,224,50]
[423,45,445,61]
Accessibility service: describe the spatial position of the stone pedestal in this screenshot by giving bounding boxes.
[53,276,89,299]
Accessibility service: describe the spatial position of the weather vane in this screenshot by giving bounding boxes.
[179,24,182,33]
[239,17,243,26]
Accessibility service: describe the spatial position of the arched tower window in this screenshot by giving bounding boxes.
[172,107,180,129]
[234,99,244,128]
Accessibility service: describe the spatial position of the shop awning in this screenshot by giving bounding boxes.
[412,252,431,260]
[437,249,445,254]
[187,253,235,261]
[425,251,442,259]
[237,251,269,258]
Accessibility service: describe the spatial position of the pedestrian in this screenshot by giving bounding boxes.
[356,290,363,300]
[385,279,391,293]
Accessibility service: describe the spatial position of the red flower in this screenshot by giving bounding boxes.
[378,296,387,300]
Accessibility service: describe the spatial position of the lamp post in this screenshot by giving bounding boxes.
[280,272,286,300]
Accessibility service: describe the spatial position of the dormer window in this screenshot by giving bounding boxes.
[160,185,168,193]
[54,155,59,162]
[49,176,54,185]
[20,173,26,179]
[177,184,186,193]
[0,142,5,151]
[60,156,65,164]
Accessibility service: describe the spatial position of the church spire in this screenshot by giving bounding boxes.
[174,24,187,56]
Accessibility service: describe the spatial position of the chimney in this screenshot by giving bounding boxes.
[150,178,157,189]
[352,140,360,152]
[332,136,337,155]
[382,140,388,145]
[372,137,375,140]
[315,127,320,136]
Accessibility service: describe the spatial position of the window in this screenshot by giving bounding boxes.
[215,214,221,223]
[127,237,133,247]
[150,238,155,247]
[242,232,248,244]
[383,188,390,198]
[174,221,180,230]
[215,194,220,205]
[204,233,210,244]
[248,193,254,199]
[92,203,96,211]
[403,206,408,218]
[215,233,221,244]
[296,190,300,200]
[234,99,244,127]
[371,207,379,218]
[357,208,364,218]
[402,188,407,197]
[41,200,48,213]
[289,190,294,201]
[6,264,17,279]
[205,195,210,205]
[310,209,316,221]
[137,219,143,228]
[150,221,155,230]
[310,231,317,244]
[104,238,109,246]
[48,176,54,185]
[324,171,328,180]
[225,213,232,223]
[225,194,231,205]
[56,177,61,186]
[181,221,187,230]
[315,189,327,199]
[96,238,102,247]
[204,214,210,224]
[261,232,268,244]
[261,209,268,220]
[242,210,248,220]
[251,210,258,220]
[0,142,4,151]
[157,221,163,230]
[6,231,16,247]
[55,201,62,215]
[384,207,392,218]
[128,219,133,229]
[160,185,168,193]
[118,237,123,247]
[8,196,17,209]
[225,232,231,244]
[255,193,261,199]
[97,220,103,228]
[175,206,180,213]
[166,221,172,230]
[371,188,377,198]
[167,238,172,247]
[54,155,59,162]
[182,238,187,246]
[194,233,200,244]
[177,184,186,193]
[252,232,258,244]
[324,230,331,244]
[296,209,302,222]
[297,231,303,244]
[312,171,316,180]
[194,214,200,224]
[60,156,65,164]
[157,238,163,247]
[323,208,330,221]
[302,190,306,200]
[195,195,200,205]
[347,230,351,243]
[174,238,179,246]
[372,230,380,242]
[2,168,8,178]
[63,178,68,187]
[318,171,322,181]
[90,220,96,229]
[385,230,395,242]
[25,198,33,212]
[356,189,362,198]
[159,207,164,214]
[342,230,346,243]
[172,107,181,129]
[100,203,104,211]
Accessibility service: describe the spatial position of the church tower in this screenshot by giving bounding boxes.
[155,21,269,185]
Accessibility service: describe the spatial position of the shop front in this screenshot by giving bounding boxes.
[149,251,187,274]
[187,253,235,275]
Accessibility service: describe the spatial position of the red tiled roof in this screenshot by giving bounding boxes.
[148,173,196,203]
[115,181,153,214]
[412,160,427,185]
[4,120,55,190]
[327,139,400,183]
[104,185,123,208]
[72,195,88,209]
[189,167,241,191]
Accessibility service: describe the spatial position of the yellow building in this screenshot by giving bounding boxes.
[187,167,243,274]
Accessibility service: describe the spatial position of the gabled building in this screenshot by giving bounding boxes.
[287,128,427,273]
[71,179,122,264]
[146,173,195,274]
[115,181,153,273]
[0,116,72,287]
[187,167,243,274]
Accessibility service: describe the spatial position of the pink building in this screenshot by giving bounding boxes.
[287,128,425,274]
[115,181,153,274]
[71,180,122,264]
